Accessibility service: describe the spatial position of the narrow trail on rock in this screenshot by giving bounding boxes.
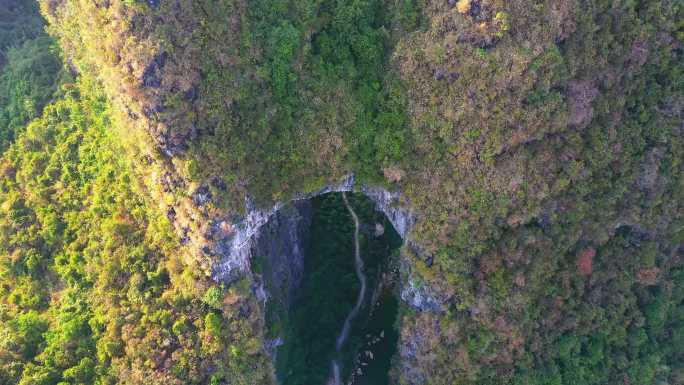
[329,192,366,385]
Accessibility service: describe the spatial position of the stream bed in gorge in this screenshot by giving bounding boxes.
[262,192,402,385]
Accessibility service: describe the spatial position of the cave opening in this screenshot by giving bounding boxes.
[251,192,403,385]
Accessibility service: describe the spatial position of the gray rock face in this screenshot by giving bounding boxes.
[400,278,444,312]
[246,201,312,366]
[360,185,414,239]
[251,200,312,307]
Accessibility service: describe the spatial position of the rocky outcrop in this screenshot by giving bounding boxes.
[360,186,414,239]
[400,279,445,312]
[567,80,599,129]
[250,200,313,307]
[211,175,414,282]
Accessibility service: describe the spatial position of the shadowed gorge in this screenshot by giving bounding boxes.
[252,193,402,385]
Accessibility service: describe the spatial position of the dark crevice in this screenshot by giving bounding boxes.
[251,192,402,385]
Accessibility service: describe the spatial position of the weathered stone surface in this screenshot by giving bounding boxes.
[251,200,312,308]
[400,279,444,312]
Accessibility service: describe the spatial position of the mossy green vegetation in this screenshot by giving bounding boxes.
[274,193,402,385]
[187,0,417,203]
[0,35,67,152]
[352,287,400,385]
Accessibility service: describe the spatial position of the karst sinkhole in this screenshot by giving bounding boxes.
[250,192,403,385]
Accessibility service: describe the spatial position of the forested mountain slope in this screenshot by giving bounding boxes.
[0,0,682,384]
[0,80,274,384]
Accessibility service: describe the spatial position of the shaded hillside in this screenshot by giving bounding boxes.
[0,0,67,152]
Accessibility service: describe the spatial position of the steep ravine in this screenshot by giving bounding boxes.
[248,191,406,384]
[191,174,451,383]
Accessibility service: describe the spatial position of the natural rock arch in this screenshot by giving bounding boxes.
[211,175,415,286]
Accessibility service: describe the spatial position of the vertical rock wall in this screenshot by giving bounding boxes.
[250,200,313,307]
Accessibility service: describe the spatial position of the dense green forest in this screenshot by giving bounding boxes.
[0,0,682,384]
[0,79,272,384]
